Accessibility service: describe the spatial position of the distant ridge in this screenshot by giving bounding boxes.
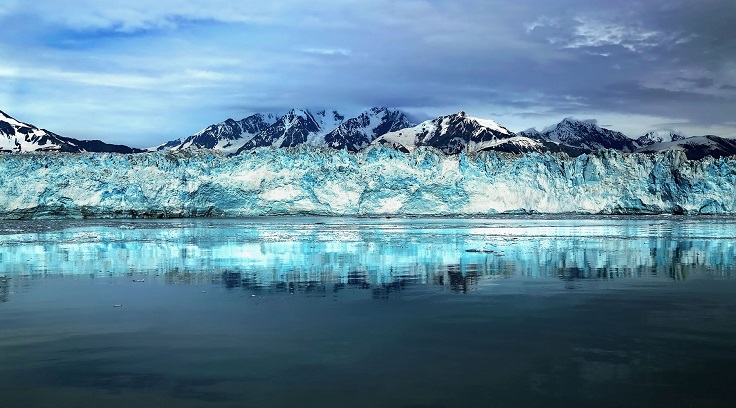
[0,110,143,153]
[519,118,638,152]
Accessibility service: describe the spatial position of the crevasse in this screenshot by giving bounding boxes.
[0,146,734,219]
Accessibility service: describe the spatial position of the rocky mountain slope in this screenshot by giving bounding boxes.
[635,130,687,147]
[519,118,639,152]
[0,110,143,153]
[636,135,736,160]
[154,113,277,155]
[373,112,522,154]
[323,107,414,151]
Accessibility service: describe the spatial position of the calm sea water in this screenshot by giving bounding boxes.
[1,216,735,407]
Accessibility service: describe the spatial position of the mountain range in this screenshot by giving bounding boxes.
[2,108,735,159]
[154,107,414,154]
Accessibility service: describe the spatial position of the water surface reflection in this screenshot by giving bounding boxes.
[2,217,736,407]
[0,216,734,302]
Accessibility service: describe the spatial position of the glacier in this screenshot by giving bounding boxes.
[0,146,735,219]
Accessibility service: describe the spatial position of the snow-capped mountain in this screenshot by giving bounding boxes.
[236,109,346,153]
[7,105,735,160]
[636,135,736,160]
[323,107,414,151]
[156,108,415,155]
[0,109,143,153]
[521,118,639,152]
[371,112,518,154]
[153,113,277,154]
[635,130,687,147]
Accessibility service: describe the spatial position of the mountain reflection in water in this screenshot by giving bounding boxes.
[2,217,736,408]
[0,217,733,303]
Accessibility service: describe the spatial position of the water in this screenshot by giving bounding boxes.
[1,216,736,407]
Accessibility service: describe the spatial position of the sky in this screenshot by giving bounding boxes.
[0,0,735,147]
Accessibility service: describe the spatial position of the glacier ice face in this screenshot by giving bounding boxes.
[0,147,734,219]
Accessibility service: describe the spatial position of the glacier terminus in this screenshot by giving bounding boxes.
[0,146,734,218]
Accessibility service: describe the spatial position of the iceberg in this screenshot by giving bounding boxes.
[0,147,734,218]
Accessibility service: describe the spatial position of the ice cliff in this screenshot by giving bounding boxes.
[0,147,734,218]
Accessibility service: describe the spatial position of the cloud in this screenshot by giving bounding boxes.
[4,1,280,33]
[527,12,679,54]
[0,0,735,146]
[299,48,352,57]
[564,18,668,52]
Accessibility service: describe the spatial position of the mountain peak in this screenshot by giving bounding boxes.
[372,112,516,154]
[555,117,600,129]
[322,107,415,151]
[636,130,687,147]
[538,118,637,152]
[444,112,511,136]
[368,107,389,114]
[285,108,310,118]
[154,111,279,153]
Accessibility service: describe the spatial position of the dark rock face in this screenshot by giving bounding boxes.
[0,120,13,136]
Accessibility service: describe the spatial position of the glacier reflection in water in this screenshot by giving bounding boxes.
[0,216,734,302]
